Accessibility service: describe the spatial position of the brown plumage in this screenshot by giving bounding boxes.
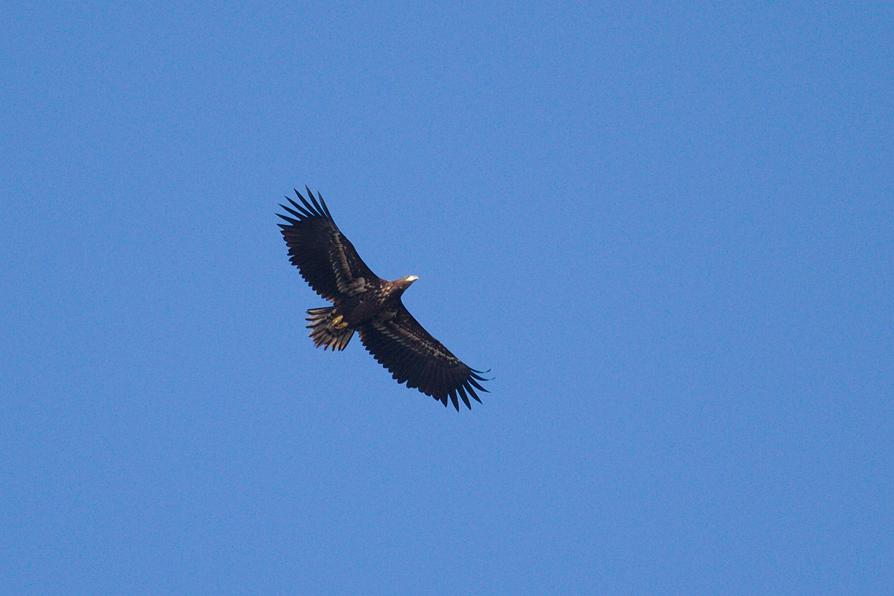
[276,187,489,410]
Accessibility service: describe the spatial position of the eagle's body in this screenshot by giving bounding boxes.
[276,187,488,410]
[333,277,415,327]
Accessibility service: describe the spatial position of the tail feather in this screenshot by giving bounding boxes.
[306,306,354,351]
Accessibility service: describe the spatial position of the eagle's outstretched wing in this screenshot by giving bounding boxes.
[358,304,489,410]
[277,187,380,301]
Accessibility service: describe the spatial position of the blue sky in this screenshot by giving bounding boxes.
[2,3,891,593]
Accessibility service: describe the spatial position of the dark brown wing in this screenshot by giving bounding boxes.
[358,304,489,410]
[277,187,380,301]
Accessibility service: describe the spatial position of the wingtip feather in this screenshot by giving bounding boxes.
[465,383,482,403]
[319,193,333,218]
[276,212,299,225]
[468,376,489,392]
[305,185,324,214]
[457,385,472,409]
[448,389,459,411]
[294,188,317,215]
[286,197,312,217]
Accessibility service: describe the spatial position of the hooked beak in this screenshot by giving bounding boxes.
[405,275,419,283]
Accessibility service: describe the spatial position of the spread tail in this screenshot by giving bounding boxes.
[306,306,354,351]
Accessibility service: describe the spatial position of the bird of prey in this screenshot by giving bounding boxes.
[276,187,489,410]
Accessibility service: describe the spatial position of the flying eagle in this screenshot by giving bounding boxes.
[276,187,489,410]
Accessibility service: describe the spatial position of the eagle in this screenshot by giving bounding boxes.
[276,187,489,410]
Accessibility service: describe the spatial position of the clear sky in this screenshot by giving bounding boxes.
[2,3,892,594]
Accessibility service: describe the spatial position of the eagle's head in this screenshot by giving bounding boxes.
[393,275,419,293]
